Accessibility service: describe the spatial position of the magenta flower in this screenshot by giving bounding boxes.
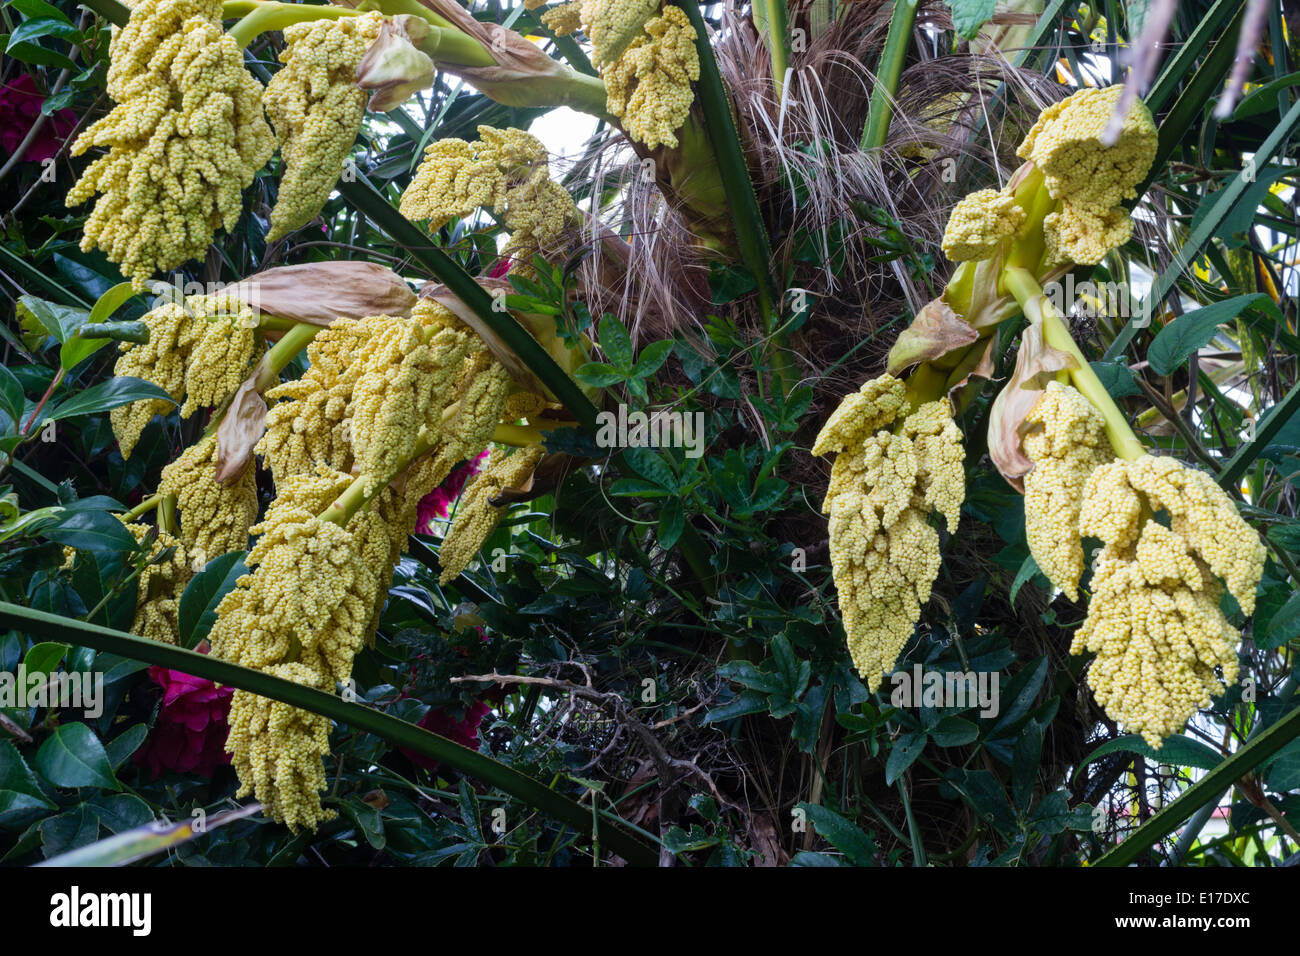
[134,660,234,779]
[0,75,76,164]
[401,700,493,771]
[415,451,488,533]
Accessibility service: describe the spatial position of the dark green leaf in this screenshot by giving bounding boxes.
[597,314,634,368]
[44,376,177,422]
[43,508,138,553]
[0,740,55,824]
[34,723,119,790]
[176,551,247,649]
[885,731,927,784]
[1075,734,1222,780]
[1147,295,1277,376]
[797,802,877,865]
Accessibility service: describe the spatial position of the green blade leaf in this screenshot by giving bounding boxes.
[1093,704,1300,867]
[0,601,658,866]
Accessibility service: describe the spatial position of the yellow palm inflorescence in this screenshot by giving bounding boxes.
[812,374,965,690]
[1017,84,1157,265]
[438,444,545,585]
[401,126,575,269]
[603,5,700,150]
[263,13,386,241]
[158,433,259,563]
[211,469,392,829]
[940,188,1027,263]
[66,0,274,289]
[111,294,261,457]
[123,522,192,646]
[1072,455,1266,746]
[1021,382,1114,601]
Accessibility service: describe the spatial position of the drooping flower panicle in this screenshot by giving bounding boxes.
[66,0,274,289]
[813,374,965,690]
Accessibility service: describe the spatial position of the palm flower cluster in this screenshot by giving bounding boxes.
[438,443,546,584]
[263,12,386,240]
[1065,457,1266,745]
[158,433,259,564]
[66,0,274,289]
[122,522,191,646]
[401,125,576,268]
[206,298,552,827]
[812,373,964,689]
[924,84,1264,746]
[939,83,1157,268]
[211,470,391,829]
[1020,382,1113,601]
[527,0,698,148]
[601,5,699,149]
[814,84,1266,746]
[111,293,261,457]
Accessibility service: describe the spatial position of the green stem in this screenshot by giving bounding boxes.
[1004,267,1146,461]
[228,0,357,48]
[122,493,162,522]
[761,0,790,98]
[860,0,918,150]
[0,602,658,866]
[253,320,320,390]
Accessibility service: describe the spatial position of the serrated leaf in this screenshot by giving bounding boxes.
[597,314,633,368]
[1090,361,1141,398]
[797,802,877,865]
[0,740,55,824]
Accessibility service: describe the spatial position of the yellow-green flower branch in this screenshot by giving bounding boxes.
[227,0,358,47]
[1003,265,1146,462]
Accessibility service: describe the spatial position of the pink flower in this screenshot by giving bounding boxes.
[401,700,492,771]
[415,450,488,533]
[0,75,76,164]
[134,659,234,779]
